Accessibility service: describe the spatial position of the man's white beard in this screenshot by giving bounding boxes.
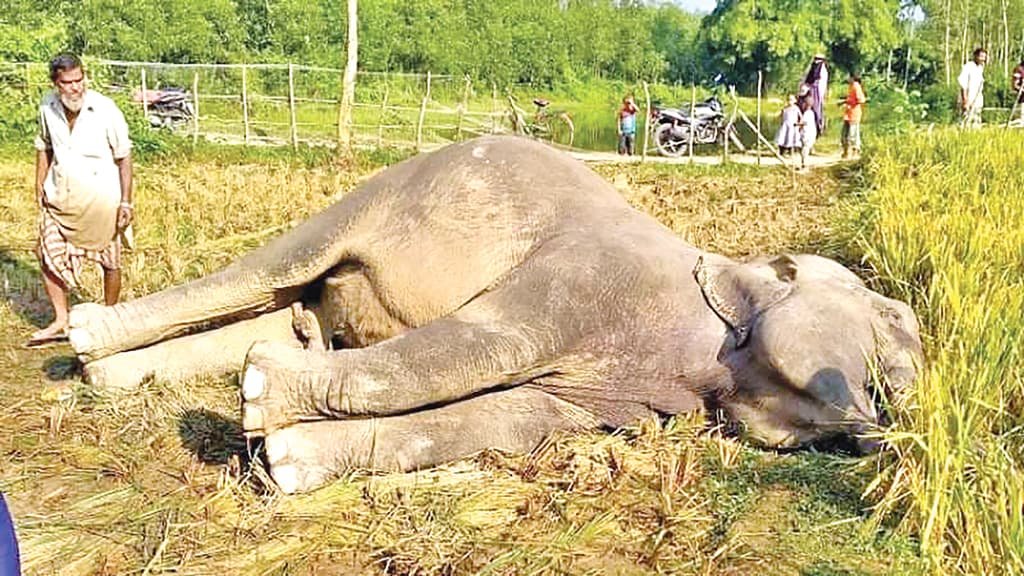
[60,92,84,112]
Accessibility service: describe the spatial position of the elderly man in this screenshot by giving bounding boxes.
[958,48,987,127]
[27,53,134,347]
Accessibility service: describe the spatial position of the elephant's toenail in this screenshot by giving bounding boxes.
[68,328,91,353]
[242,366,266,399]
[265,435,289,464]
[243,406,264,431]
[272,465,300,494]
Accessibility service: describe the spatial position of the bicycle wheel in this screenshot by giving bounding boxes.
[546,112,575,147]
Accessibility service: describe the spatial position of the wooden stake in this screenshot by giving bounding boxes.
[456,75,471,141]
[688,83,696,163]
[756,70,762,166]
[641,81,651,163]
[242,64,250,145]
[416,71,431,150]
[140,68,149,119]
[288,63,298,150]
[378,81,389,147]
[192,71,200,146]
[491,84,498,134]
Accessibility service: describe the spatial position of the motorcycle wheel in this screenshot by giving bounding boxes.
[654,123,687,157]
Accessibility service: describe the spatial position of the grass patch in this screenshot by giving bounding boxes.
[841,128,1024,574]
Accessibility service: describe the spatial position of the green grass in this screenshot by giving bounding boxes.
[841,128,1024,574]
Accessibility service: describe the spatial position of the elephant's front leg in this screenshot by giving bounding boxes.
[84,305,321,389]
[260,386,599,493]
[240,293,584,435]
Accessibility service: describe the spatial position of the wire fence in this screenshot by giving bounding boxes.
[3,59,526,150]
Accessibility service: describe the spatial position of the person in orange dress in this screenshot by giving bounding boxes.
[840,74,866,159]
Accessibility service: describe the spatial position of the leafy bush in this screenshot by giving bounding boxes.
[863,82,931,135]
[0,82,38,143]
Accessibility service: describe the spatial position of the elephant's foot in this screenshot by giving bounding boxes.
[68,302,115,361]
[242,341,335,435]
[263,423,351,494]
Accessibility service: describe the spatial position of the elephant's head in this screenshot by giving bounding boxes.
[695,254,922,452]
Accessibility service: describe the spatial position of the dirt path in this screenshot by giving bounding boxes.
[199,131,848,170]
[569,148,847,169]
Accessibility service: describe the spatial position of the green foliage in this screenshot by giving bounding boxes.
[66,0,245,63]
[0,76,38,143]
[0,2,67,62]
[861,82,930,135]
[700,0,902,90]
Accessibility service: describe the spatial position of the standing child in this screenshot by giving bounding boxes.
[841,74,866,158]
[617,95,638,155]
[797,95,818,169]
[775,94,800,156]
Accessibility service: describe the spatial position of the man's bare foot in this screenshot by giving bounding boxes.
[26,321,69,348]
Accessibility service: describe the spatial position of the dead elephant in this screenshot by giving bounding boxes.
[68,136,923,494]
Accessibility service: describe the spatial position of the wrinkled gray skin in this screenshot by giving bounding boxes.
[69,136,923,494]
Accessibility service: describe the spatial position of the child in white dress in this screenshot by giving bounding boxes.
[797,96,818,169]
[775,94,800,155]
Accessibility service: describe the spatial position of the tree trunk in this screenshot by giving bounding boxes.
[944,0,952,85]
[1002,0,1010,78]
[337,0,359,151]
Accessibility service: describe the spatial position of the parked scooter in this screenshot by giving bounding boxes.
[133,87,195,128]
[650,75,741,156]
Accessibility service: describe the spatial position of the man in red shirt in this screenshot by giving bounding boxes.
[617,95,639,156]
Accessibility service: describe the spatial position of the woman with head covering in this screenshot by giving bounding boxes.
[802,53,829,135]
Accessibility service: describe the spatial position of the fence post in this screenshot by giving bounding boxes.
[378,82,389,147]
[688,83,696,163]
[756,70,763,166]
[416,71,432,150]
[641,81,651,163]
[491,84,498,134]
[192,71,200,146]
[140,68,149,119]
[288,63,298,150]
[242,64,250,145]
[456,75,471,141]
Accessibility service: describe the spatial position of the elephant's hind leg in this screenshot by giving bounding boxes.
[85,306,310,390]
[261,385,598,493]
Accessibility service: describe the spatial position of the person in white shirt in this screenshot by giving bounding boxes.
[28,53,134,347]
[958,48,987,127]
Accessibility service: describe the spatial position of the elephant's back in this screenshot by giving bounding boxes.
[337,137,638,327]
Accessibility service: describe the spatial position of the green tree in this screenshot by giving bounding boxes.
[67,0,245,63]
[701,0,902,90]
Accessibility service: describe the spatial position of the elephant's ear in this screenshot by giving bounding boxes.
[694,255,797,347]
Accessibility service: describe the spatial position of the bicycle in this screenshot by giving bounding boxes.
[507,94,575,147]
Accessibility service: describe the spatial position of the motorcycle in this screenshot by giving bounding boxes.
[133,87,195,129]
[650,76,743,156]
